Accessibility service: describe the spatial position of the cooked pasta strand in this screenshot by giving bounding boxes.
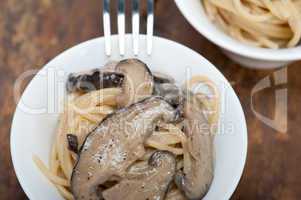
[145,140,184,155]
[204,0,301,48]
[56,185,74,200]
[33,155,70,186]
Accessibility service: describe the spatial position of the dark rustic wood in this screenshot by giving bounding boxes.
[1,0,301,199]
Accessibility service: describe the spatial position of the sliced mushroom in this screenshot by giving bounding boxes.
[66,69,124,93]
[102,151,176,200]
[71,97,177,200]
[116,59,154,107]
[165,188,187,200]
[154,82,185,122]
[153,71,175,84]
[174,93,215,200]
[67,134,79,154]
[154,83,184,107]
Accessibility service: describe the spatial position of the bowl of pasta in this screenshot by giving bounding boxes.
[11,35,247,200]
[175,0,301,69]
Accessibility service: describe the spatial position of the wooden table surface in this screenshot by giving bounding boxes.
[1,0,301,199]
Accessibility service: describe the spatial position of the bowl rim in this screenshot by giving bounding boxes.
[174,0,301,61]
[10,35,248,200]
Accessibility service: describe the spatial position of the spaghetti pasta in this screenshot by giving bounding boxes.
[204,0,301,48]
[34,74,220,200]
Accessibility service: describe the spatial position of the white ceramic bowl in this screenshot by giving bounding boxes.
[175,0,301,69]
[11,35,247,200]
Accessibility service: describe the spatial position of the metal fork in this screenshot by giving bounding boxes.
[102,0,154,56]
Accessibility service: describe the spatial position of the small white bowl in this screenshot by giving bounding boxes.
[11,35,247,200]
[175,0,301,69]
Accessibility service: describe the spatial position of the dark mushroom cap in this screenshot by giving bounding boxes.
[66,70,124,93]
[102,151,176,200]
[71,97,177,200]
[115,59,154,107]
[174,93,214,200]
[153,71,175,84]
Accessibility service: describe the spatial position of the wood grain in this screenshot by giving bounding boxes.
[1,0,301,199]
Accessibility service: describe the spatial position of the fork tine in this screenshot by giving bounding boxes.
[146,0,154,55]
[117,0,125,56]
[132,0,140,56]
[103,0,111,56]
